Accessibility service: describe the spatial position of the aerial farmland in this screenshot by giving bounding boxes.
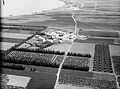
[1,0,120,89]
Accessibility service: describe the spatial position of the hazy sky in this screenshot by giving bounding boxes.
[1,0,65,17]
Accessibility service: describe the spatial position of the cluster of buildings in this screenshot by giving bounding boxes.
[35,30,76,43]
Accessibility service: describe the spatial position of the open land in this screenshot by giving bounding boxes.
[1,0,120,89]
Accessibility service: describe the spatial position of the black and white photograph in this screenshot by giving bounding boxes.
[0,0,120,89]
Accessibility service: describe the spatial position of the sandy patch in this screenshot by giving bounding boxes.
[7,74,31,88]
[0,42,18,50]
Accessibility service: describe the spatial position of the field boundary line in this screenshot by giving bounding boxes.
[54,42,74,89]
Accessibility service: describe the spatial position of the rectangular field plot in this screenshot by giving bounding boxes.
[109,45,120,56]
[3,51,64,68]
[69,43,95,56]
[58,69,117,89]
[112,56,120,75]
[74,38,114,45]
[3,29,31,34]
[45,43,72,54]
[1,32,32,39]
[0,42,17,51]
[7,74,31,88]
[78,31,119,38]
[93,44,113,73]
[62,56,90,71]
[0,37,23,43]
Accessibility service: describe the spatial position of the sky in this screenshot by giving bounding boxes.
[1,0,65,17]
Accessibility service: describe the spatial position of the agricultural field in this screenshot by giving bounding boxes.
[1,68,57,89]
[62,56,90,71]
[0,74,30,89]
[3,51,56,67]
[78,30,119,38]
[69,43,95,56]
[74,37,115,45]
[18,34,53,50]
[0,37,23,43]
[2,13,75,32]
[58,69,117,89]
[0,42,18,51]
[1,32,32,39]
[45,43,72,54]
[93,43,113,73]
[112,56,120,75]
[2,29,31,34]
[117,76,120,87]
[109,45,120,56]
[53,55,65,67]
[2,50,65,68]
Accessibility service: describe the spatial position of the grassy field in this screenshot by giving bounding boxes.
[2,29,31,34]
[109,45,120,56]
[74,37,115,45]
[78,30,119,38]
[1,32,32,39]
[45,43,72,54]
[69,43,95,56]
[2,13,75,32]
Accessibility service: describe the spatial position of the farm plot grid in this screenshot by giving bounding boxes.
[57,69,117,89]
[93,43,113,73]
[2,51,65,68]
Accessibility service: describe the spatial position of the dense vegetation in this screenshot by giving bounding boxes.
[67,52,91,58]
[93,43,113,73]
[59,73,117,89]
[112,56,120,75]
[62,56,89,71]
[1,62,25,70]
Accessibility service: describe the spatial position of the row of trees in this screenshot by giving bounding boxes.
[1,62,25,70]
[2,23,47,28]
[67,52,91,58]
[2,26,45,31]
[12,47,65,55]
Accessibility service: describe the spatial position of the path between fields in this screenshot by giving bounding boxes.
[54,42,74,89]
[54,12,79,88]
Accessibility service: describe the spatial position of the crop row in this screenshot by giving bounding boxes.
[67,52,91,58]
[2,51,65,68]
[2,23,47,28]
[59,74,117,89]
[1,62,25,70]
[62,56,90,71]
[2,26,45,31]
[93,43,113,73]
[2,51,56,67]
[112,56,120,75]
